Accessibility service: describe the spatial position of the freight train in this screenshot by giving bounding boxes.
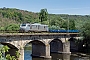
[19,23,79,33]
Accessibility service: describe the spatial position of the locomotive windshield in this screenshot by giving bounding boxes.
[21,24,26,26]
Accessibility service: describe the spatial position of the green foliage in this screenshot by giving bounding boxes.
[0,7,90,31]
[6,54,16,60]
[80,21,90,52]
[0,45,10,60]
[15,51,20,58]
[49,25,60,30]
[0,27,5,31]
[39,8,48,23]
[0,45,20,60]
[81,21,90,39]
[61,21,67,29]
[69,19,76,30]
[5,24,19,31]
[2,45,10,53]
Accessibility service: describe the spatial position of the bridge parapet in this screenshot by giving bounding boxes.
[0,33,79,40]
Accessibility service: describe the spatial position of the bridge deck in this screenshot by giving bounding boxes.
[0,33,79,36]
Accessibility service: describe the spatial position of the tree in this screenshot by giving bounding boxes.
[0,27,5,31]
[0,45,20,60]
[69,20,76,30]
[80,21,90,52]
[39,9,48,23]
[5,24,19,31]
[81,22,90,39]
[61,21,67,29]
[0,45,10,60]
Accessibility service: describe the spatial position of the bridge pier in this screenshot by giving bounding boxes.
[63,41,71,54]
[19,48,24,60]
[44,44,51,58]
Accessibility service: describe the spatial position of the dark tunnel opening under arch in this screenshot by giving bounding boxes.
[69,38,78,52]
[24,40,46,58]
[50,39,63,53]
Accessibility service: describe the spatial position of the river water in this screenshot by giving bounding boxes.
[24,50,90,60]
[0,44,90,60]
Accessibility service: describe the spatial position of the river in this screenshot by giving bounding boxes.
[24,49,90,60]
[0,44,90,60]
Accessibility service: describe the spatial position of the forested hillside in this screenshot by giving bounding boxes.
[0,7,90,31]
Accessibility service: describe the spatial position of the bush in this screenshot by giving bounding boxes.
[0,45,20,60]
[5,24,19,31]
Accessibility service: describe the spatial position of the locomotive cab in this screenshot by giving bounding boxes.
[20,23,31,32]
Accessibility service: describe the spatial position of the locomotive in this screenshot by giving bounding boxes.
[20,23,48,32]
[19,23,79,33]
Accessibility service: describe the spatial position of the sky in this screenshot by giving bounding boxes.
[0,0,90,15]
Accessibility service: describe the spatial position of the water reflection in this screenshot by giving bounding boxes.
[63,53,70,60]
[24,50,32,60]
[32,58,52,60]
[71,54,90,60]
[32,54,70,60]
[51,53,63,60]
[24,50,90,60]
[51,53,70,60]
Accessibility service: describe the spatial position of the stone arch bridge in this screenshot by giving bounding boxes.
[0,33,80,60]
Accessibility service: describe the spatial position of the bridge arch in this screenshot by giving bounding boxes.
[69,37,78,52]
[24,40,46,57]
[49,39,63,53]
[1,43,18,49]
[0,42,18,56]
[23,40,46,48]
